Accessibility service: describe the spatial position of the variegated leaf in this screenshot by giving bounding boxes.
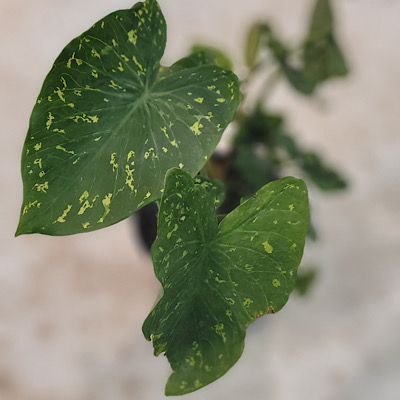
[17,0,240,236]
[143,169,309,395]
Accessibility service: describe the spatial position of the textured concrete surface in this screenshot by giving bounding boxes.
[1,0,399,399]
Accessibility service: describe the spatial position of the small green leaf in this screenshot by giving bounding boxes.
[303,36,348,83]
[191,44,233,71]
[143,169,309,395]
[300,152,347,190]
[157,50,218,81]
[308,0,334,35]
[17,0,240,236]
[281,63,316,94]
[259,24,316,95]
[245,24,264,68]
[302,0,348,83]
[233,110,347,192]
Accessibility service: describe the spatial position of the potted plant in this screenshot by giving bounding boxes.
[16,0,346,395]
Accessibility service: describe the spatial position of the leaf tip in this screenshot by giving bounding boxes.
[14,222,27,237]
[164,373,198,397]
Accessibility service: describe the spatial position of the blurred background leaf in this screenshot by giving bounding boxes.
[191,44,233,70]
[294,267,318,296]
[302,0,348,85]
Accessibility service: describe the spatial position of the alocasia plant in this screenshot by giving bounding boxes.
[16,0,310,395]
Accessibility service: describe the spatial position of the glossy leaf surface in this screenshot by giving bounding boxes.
[193,175,225,210]
[143,169,309,395]
[17,0,240,236]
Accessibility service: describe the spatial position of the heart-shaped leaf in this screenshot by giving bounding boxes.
[143,169,309,395]
[16,0,240,236]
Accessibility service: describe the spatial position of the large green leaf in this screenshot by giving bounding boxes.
[143,169,309,395]
[16,0,240,236]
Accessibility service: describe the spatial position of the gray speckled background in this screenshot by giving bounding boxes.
[1,0,399,399]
